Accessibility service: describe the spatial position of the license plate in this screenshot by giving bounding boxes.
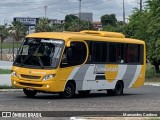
[26,88,34,91]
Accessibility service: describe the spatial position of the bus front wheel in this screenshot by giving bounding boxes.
[107,81,123,96]
[23,89,37,97]
[59,82,75,98]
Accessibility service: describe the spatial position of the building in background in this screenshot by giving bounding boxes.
[49,19,65,25]
[13,17,65,33]
[13,17,38,26]
[78,12,93,22]
[92,21,102,31]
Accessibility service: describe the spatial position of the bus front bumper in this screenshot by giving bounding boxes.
[11,78,64,93]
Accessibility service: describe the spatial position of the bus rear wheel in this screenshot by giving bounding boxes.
[59,82,75,98]
[23,89,37,97]
[107,81,123,96]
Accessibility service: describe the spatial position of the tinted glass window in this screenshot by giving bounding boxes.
[126,44,139,63]
[87,41,143,64]
[117,44,125,63]
[89,42,108,63]
[92,43,101,62]
[109,43,116,62]
[60,41,87,67]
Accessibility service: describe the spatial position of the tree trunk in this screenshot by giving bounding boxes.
[154,65,160,73]
[153,61,160,73]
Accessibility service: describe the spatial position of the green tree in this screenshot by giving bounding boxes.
[123,8,148,39]
[65,19,93,32]
[103,21,126,32]
[0,25,9,60]
[64,14,79,23]
[146,0,160,73]
[124,0,160,73]
[64,14,94,31]
[10,21,27,42]
[52,24,64,32]
[35,17,53,32]
[64,14,79,31]
[101,14,117,26]
[10,21,27,60]
[79,20,94,31]
[65,19,80,31]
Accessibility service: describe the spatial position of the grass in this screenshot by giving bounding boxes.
[146,63,153,71]
[145,77,160,82]
[0,69,11,74]
[146,63,160,81]
[1,42,21,49]
[145,63,160,82]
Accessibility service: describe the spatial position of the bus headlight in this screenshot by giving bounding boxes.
[11,71,19,78]
[43,74,55,81]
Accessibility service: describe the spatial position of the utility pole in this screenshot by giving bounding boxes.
[140,0,142,11]
[79,0,81,31]
[44,6,47,18]
[123,0,125,23]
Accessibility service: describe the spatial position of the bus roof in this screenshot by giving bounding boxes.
[26,31,145,45]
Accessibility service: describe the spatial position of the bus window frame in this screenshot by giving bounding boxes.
[59,40,89,68]
[86,40,144,65]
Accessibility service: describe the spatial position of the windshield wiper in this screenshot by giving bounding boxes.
[37,56,44,69]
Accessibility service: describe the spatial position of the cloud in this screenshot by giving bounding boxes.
[0,0,146,24]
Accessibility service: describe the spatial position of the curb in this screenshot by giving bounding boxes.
[0,89,22,92]
[144,82,160,87]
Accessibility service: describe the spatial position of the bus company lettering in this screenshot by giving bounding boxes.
[95,66,119,73]
[41,39,63,44]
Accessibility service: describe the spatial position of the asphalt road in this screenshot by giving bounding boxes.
[0,85,160,112]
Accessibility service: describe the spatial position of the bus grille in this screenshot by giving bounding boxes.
[20,74,41,79]
[19,82,43,87]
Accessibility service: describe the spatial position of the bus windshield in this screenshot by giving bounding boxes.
[14,38,64,69]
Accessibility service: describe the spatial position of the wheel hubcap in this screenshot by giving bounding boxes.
[65,86,72,96]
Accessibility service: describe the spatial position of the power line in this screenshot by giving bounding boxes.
[82,0,112,9]
[0,0,63,13]
[19,0,62,12]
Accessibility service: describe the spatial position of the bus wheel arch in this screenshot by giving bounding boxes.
[107,80,124,96]
[59,80,76,98]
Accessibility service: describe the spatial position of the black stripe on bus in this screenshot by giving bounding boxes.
[95,75,106,80]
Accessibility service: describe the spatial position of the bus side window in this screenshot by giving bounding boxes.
[60,41,87,67]
[117,44,125,63]
[126,44,139,63]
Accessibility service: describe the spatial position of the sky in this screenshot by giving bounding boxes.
[0,0,146,25]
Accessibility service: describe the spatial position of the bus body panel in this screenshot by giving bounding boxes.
[12,63,145,92]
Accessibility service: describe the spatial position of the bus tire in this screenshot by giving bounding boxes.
[78,90,90,96]
[59,82,75,98]
[107,81,123,96]
[23,89,37,97]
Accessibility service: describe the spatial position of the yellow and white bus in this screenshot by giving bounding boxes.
[11,30,146,98]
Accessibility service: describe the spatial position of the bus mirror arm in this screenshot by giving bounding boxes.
[66,41,71,47]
